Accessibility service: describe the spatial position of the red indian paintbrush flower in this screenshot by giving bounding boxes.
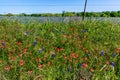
[38,64,43,68]
[90,68,94,72]
[115,48,119,53]
[106,60,110,65]
[0,60,2,64]
[64,55,67,60]
[48,62,51,65]
[28,70,33,74]
[23,48,27,54]
[19,54,23,58]
[16,42,22,46]
[19,60,24,66]
[68,35,72,39]
[76,60,78,63]
[70,52,74,57]
[83,57,88,61]
[4,66,10,71]
[83,63,88,68]
[74,54,78,58]
[56,48,61,52]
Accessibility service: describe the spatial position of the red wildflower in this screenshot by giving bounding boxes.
[36,58,41,62]
[9,56,17,62]
[75,60,78,63]
[106,60,110,65]
[28,70,33,74]
[90,68,94,72]
[69,59,73,62]
[68,35,72,39]
[43,57,46,61]
[19,54,23,58]
[81,47,86,51]
[83,57,88,61]
[16,42,22,46]
[35,75,41,80]
[74,54,78,58]
[39,68,43,71]
[56,48,60,52]
[0,45,4,48]
[115,48,119,53]
[70,52,74,57]
[64,55,67,60]
[56,47,64,52]
[48,62,51,65]
[19,60,24,66]
[4,66,10,71]
[0,60,2,64]
[83,63,88,68]
[23,48,27,54]
[43,64,46,67]
[29,52,32,55]
[38,64,42,68]
[80,77,83,80]
[44,54,47,58]
[60,48,64,51]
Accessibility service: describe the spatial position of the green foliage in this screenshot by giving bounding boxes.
[19,13,27,16]
[1,10,120,17]
[5,13,14,17]
[110,11,118,17]
[0,18,120,80]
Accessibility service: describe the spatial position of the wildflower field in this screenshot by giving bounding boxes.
[0,18,120,80]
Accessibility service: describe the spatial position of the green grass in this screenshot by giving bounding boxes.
[0,18,120,80]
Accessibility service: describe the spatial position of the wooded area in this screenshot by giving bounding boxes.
[0,11,120,17]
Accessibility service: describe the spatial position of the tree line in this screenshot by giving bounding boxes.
[0,11,120,17]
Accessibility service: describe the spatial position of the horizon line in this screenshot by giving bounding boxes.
[0,10,120,14]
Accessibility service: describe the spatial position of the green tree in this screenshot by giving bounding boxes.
[104,11,110,17]
[19,13,27,16]
[117,11,120,17]
[6,13,14,17]
[0,14,3,16]
[110,11,118,17]
[54,14,62,17]
[101,13,108,17]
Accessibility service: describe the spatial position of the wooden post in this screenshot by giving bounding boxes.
[82,0,87,21]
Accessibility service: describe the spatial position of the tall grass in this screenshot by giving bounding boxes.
[0,18,120,80]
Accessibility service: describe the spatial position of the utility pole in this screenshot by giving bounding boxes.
[82,0,87,21]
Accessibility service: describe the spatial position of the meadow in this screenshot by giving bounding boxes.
[0,17,120,80]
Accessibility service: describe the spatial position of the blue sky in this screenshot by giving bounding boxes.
[0,0,120,14]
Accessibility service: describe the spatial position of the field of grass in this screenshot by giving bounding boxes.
[0,18,120,80]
